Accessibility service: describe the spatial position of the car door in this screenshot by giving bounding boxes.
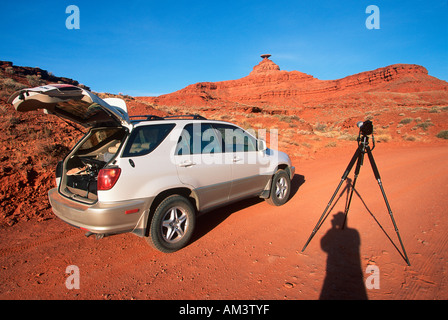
[212,123,269,201]
[174,122,232,211]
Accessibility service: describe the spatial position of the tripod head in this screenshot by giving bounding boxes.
[356,120,375,151]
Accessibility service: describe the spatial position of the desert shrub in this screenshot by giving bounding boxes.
[302,142,312,148]
[403,134,417,141]
[275,115,292,123]
[1,78,27,92]
[5,67,14,74]
[413,121,434,131]
[429,106,441,113]
[338,133,358,141]
[26,75,44,87]
[399,118,413,125]
[313,122,327,132]
[219,114,231,120]
[436,130,448,140]
[375,134,392,142]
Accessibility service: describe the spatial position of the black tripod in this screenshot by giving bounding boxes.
[301,126,411,266]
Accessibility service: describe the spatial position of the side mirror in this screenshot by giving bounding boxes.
[258,139,267,151]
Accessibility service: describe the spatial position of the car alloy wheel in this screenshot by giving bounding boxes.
[265,169,291,206]
[276,176,288,200]
[147,194,196,253]
[161,206,189,243]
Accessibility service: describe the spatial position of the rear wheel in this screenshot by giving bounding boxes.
[146,195,196,253]
[265,169,291,206]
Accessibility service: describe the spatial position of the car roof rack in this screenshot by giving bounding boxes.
[130,115,165,121]
[163,114,207,120]
[129,114,207,122]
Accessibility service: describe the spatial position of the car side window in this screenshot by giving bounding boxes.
[212,124,257,152]
[176,123,222,155]
[122,124,175,157]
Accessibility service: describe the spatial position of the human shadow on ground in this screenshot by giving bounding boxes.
[315,176,405,299]
[319,211,368,300]
[191,173,305,244]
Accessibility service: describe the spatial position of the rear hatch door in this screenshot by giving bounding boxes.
[8,84,131,129]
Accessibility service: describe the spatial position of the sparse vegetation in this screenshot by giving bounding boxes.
[313,122,327,132]
[376,134,392,142]
[413,120,434,131]
[399,118,413,125]
[403,134,417,141]
[429,106,441,113]
[338,133,358,141]
[1,78,27,92]
[26,74,44,87]
[436,130,448,140]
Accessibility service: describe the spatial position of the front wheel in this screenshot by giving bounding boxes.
[265,169,291,206]
[146,195,196,253]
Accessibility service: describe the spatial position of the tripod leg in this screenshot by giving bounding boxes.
[366,147,411,266]
[301,148,361,253]
[342,150,365,229]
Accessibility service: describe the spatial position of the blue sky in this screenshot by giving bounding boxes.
[1,0,446,96]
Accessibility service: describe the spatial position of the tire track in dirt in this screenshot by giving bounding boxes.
[0,228,80,258]
[400,225,448,300]
[389,146,448,300]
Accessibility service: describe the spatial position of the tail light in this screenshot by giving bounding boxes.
[97,168,121,191]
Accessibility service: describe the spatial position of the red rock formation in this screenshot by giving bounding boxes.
[140,56,447,109]
[0,61,88,92]
[250,54,281,75]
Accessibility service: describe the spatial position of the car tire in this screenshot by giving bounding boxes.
[265,169,291,206]
[146,195,196,253]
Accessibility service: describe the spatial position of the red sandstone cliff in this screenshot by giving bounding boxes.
[140,56,448,109]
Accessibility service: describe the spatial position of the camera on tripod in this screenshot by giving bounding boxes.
[357,120,374,136]
[301,118,411,266]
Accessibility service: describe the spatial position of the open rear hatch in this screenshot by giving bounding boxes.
[9,84,131,204]
[8,84,131,128]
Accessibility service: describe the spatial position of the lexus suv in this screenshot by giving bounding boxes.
[9,84,295,252]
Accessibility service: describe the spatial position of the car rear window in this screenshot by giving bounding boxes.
[122,124,175,157]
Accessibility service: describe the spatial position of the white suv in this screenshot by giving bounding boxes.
[9,84,295,252]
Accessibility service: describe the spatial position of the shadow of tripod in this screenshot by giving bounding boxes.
[301,122,411,266]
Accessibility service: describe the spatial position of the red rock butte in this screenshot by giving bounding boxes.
[139,55,448,110]
[250,54,281,75]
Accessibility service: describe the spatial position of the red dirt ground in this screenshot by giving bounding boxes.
[0,142,447,300]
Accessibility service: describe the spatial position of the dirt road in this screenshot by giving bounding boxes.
[0,144,447,300]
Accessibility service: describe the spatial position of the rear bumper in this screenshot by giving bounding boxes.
[48,188,153,236]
